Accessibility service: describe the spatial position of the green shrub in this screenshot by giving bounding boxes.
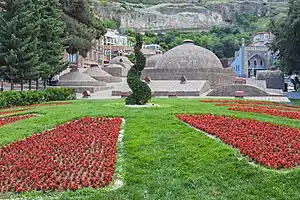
[0,88,76,109]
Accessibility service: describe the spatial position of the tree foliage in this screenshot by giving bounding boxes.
[269,0,300,75]
[126,28,251,59]
[0,0,106,57]
[0,0,107,90]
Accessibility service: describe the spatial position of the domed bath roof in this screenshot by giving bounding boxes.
[57,68,107,86]
[84,65,122,83]
[109,56,133,68]
[84,65,112,77]
[154,40,222,69]
[146,53,163,68]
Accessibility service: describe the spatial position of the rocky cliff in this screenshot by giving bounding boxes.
[93,0,286,32]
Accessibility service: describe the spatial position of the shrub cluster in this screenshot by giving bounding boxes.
[0,88,76,109]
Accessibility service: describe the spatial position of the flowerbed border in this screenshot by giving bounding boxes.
[178,114,299,172]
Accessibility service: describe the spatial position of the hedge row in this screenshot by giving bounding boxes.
[0,88,76,109]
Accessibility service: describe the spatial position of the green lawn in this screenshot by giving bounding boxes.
[1,98,300,200]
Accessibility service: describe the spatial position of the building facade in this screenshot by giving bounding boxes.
[231,32,276,77]
[63,36,104,68]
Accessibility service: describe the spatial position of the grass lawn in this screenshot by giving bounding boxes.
[1,98,300,200]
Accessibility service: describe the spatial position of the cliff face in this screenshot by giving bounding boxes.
[93,0,284,32]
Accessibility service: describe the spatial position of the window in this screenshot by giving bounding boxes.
[260,60,263,66]
[67,53,78,63]
[248,61,250,66]
[88,51,92,60]
[254,60,257,66]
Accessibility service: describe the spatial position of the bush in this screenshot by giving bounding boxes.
[0,88,76,109]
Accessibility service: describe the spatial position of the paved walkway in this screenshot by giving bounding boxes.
[77,89,291,102]
[288,91,300,99]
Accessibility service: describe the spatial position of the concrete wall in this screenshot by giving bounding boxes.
[142,68,235,88]
[256,70,284,90]
[91,76,122,83]
[207,84,270,97]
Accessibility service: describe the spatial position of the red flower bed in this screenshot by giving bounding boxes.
[177,114,300,169]
[0,115,36,127]
[0,109,30,116]
[229,106,300,120]
[30,102,72,107]
[0,102,72,111]
[215,103,297,112]
[200,99,300,109]
[0,117,122,193]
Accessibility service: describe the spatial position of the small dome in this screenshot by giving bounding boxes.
[154,40,222,69]
[109,56,133,67]
[84,65,122,83]
[57,68,106,86]
[146,54,163,68]
[84,65,112,77]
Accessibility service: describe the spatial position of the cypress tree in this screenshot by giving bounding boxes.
[126,34,152,105]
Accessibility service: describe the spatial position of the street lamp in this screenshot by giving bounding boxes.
[0,77,3,92]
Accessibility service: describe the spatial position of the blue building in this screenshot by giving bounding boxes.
[231,32,276,77]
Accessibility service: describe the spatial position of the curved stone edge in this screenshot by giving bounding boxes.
[207,84,270,97]
[110,118,125,190]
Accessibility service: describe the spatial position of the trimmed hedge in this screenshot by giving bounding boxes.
[126,34,152,105]
[0,88,76,109]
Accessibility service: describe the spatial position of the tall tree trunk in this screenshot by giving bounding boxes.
[29,80,32,90]
[43,78,47,89]
[10,80,14,91]
[20,79,24,91]
[36,79,39,90]
[0,80,3,92]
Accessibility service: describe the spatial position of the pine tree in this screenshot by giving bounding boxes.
[0,0,39,91]
[35,0,68,89]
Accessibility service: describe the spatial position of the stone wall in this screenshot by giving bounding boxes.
[256,70,284,90]
[207,84,270,96]
[142,68,235,88]
[103,67,129,77]
[91,76,122,83]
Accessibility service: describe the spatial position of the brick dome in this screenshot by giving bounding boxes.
[154,40,222,69]
[146,53,163,68]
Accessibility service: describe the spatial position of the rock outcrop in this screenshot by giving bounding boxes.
[92,0,285,32]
